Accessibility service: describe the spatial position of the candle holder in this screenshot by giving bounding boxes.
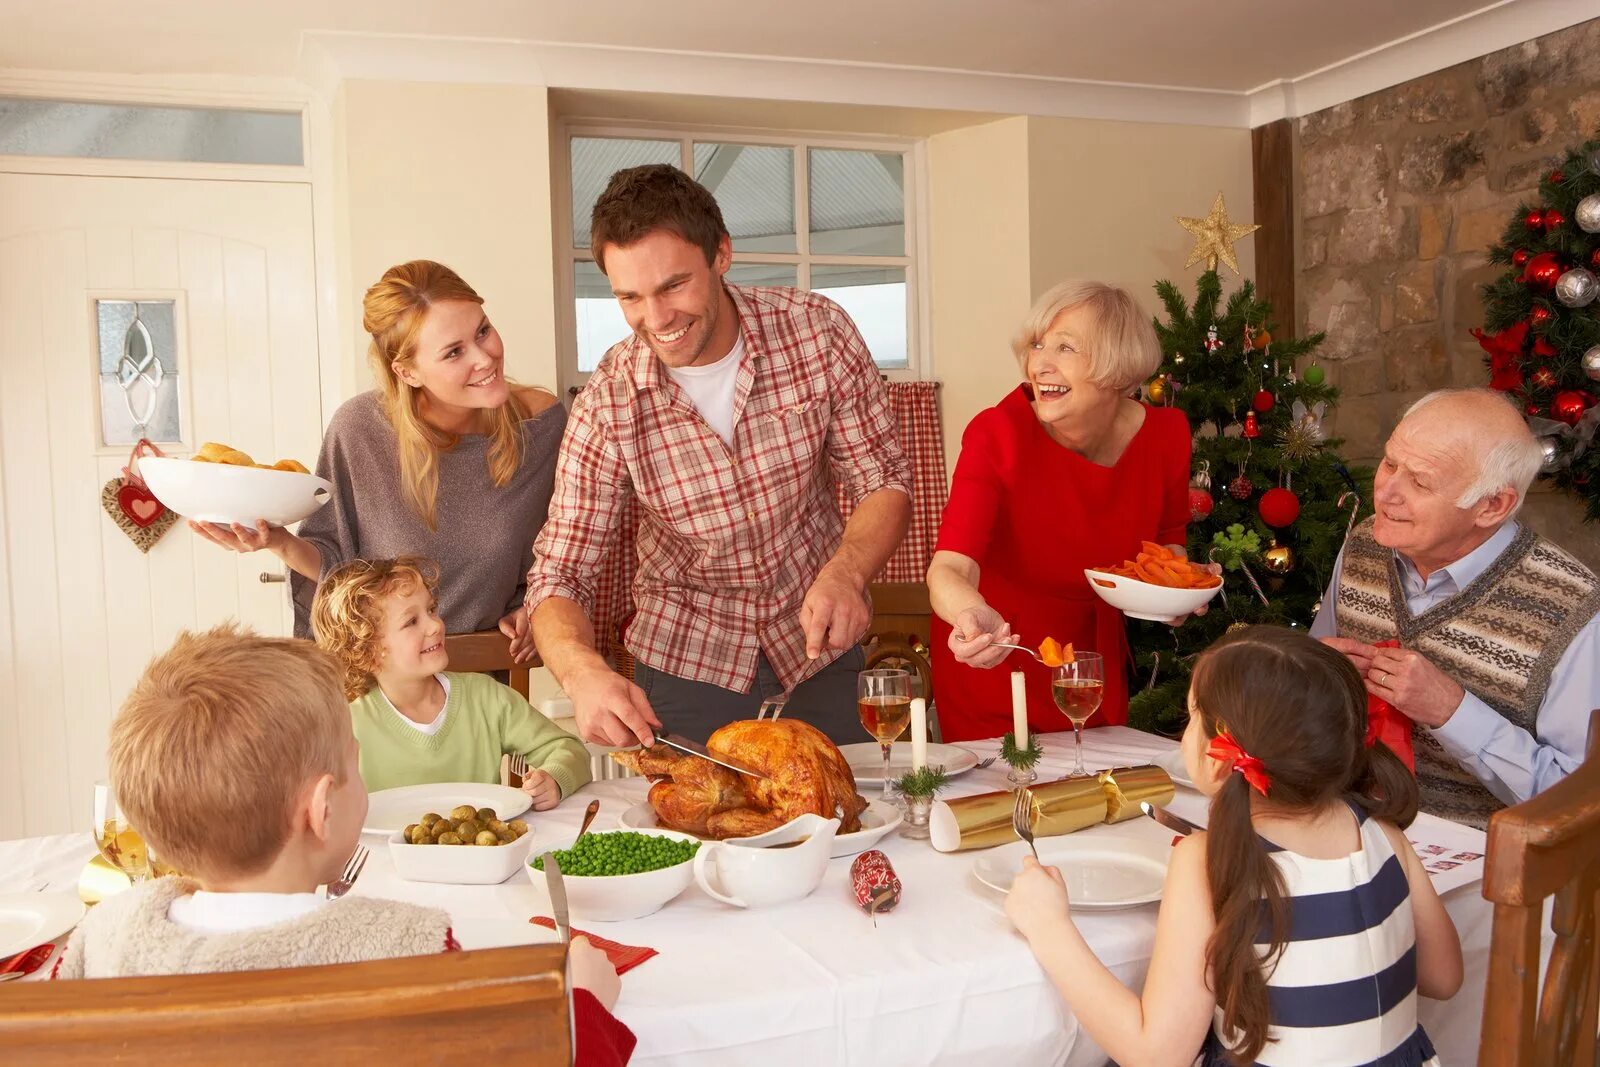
[893,765,949,841]
[1001,730,1043,788]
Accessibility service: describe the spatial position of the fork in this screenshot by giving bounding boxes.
[975,756,998,770]
[756,690,791,721]
[1012,788,1040,862]
[508,752,530,788]
[325,845,369,900]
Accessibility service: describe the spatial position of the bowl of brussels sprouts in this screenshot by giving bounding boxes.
[388,804,535,885]
[528,827,702,921]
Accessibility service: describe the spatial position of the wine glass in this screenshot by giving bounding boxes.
[92,781,151,883]
[1051,652,1105,778]
[858,668,913,804]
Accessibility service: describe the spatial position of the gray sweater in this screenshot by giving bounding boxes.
[291,391,567,637]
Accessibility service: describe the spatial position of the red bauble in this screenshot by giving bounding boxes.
[1548,169,1565,184]
[1512,249,1531,267]
[1258,487,1301,528]
[1552,390,1596,426]
[1227,474,1254,500]
[1531,367,1558,389]
[1188,487,1214,521]
[1525,209,1545,230]
[1252,389,1275,413]
[1530,306,1554,328]
[1543,209,1567,232]
[1523,252,1565,289]
[1242,411,1261,439]
[1591,247,1600,272]
[1525,401,1545,417]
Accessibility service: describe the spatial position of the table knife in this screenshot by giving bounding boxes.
[542,852,571,945]
[1141,801,1202,837]
[651,731,773,782]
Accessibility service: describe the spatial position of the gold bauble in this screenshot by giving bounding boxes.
[1226,622,1249,634]
[1146,376,1168,404]
[1262,542,1296,575]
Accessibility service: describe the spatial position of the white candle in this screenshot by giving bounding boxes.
[1011,671,1029,749]
[910,697,928,772]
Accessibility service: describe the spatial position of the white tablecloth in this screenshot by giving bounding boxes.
[0,728,1502,1066]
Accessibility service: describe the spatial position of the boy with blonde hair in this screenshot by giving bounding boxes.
[55,625,633,1064]
[312,558,590,805]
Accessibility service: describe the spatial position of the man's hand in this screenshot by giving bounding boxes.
[948,605,1015,669]
[568,665,661,747]
[498,607,539,665]
[800,562,872,660]
[1320,636,1380,676]
[1368,645,1464,728]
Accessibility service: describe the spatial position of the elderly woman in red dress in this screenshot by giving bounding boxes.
[927,281,1194,742]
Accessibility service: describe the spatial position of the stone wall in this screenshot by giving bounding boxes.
[1296,17,1600,568]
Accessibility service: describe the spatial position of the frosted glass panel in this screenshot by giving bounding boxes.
[570,137,680,248]
[724,263,798,289]
[0,97,302,165]
[811,266,907,369]
[694,143,796,253]
[97,299,183,445]
[808,149,905,256]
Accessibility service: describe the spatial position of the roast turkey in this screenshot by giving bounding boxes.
[613,719,868,839]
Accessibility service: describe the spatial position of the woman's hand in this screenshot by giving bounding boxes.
[189,519,279,553]
[1166,562,1223,627]
[499,606,539,665]
[1004,856,1072,942]
[948,605,1016,669]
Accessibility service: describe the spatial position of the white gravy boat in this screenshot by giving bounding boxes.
[692,813,839,908]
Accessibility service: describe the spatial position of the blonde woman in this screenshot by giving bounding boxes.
[927,281,1193,740]
[191,260,565,660]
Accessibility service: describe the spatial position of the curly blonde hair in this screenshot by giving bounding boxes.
[311,557,440,701]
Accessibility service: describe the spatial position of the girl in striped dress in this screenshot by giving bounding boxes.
[1006,625,1463,1065]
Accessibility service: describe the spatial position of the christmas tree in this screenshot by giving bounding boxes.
[1473,135,1600,519]
[1125,195,1373,735]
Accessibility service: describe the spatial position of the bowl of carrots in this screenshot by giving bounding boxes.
[1084,542,1222,623]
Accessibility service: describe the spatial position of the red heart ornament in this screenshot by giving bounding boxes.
[116,483,166,528]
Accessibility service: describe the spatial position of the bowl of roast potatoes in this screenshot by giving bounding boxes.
[387,804,534,885]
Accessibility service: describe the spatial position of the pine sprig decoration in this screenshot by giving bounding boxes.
[1000,731,1044,770]
[894,765,951,798]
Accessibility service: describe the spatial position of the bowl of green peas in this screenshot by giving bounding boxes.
[527,827,702,921]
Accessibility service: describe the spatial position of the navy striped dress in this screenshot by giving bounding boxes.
[1201,804,1440,1067]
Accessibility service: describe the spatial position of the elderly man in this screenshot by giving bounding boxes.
[1312,388,1600,828]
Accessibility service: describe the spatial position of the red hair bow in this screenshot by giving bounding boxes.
[1206,731,1271,796]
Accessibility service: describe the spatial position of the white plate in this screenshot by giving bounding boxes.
[141,456,332,528]
[363,783,530,836]
[1151,746,1196,788]
[617,799,903,858]
[0,892,86,959]
[840,742,980,785]
[972,830,1171,910]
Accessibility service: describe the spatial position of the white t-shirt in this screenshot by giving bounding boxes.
[169,890,327,934]
[667,335,745,448]
[379,674,452,736]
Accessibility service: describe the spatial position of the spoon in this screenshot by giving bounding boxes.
[574,799,601,842]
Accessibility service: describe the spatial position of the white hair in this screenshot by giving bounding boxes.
[1403,389,1543,515]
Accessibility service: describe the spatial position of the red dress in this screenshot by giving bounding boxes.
[932,388,1191,742]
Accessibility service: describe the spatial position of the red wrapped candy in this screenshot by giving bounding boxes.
[850,849,901,922]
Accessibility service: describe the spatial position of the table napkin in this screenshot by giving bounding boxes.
[0,942,56,980]
[528,917,657,974]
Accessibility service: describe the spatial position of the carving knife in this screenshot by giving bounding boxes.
[651,731,773,782]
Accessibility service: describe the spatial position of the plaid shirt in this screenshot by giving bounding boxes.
[527,285,913,692]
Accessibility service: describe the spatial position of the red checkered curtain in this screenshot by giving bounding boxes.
[834,380,947,582]
[586,380,946,651]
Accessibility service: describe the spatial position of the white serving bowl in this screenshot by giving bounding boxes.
[141,456,332,528]
[527,828,700,922]
[1083,568,1222,623]
[388,829,534,885]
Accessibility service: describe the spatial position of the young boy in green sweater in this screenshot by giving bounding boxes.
[312,557,591,804]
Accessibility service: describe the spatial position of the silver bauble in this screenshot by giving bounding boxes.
[1555,268,1599,308]
[1576,193,1600,234]
[1538,436,1563,474]
[1583,345,1600,382]
[1591,148,1600,177]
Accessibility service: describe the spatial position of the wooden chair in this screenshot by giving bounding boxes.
[444,630,530,699]
[1479,708,1600,1067]
[0,943,572,1065]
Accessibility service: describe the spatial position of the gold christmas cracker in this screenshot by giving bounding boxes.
[930,765,1174,852]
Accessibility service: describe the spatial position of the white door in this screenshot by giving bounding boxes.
[0,173,321,836]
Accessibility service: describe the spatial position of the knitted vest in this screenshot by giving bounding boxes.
[53,877,451,979]
[1334,518,1600,828]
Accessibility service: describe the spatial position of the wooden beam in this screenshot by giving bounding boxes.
[1251,119,1296,339]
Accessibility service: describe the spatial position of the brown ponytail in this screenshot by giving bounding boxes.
[1189,625,1382,1065]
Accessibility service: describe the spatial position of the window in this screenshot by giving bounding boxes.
[0,97,303,166]
[559,126,922,387]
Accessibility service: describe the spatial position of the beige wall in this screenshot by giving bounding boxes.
[927,115,1254,471]
[334,80,560,400]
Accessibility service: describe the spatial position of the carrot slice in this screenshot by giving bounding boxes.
[1141,541,1173,560]
[1039,637,1065,668]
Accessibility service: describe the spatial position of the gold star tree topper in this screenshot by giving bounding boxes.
[1177,192,1260,275]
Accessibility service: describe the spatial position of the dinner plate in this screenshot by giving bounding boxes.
[0,891,86,959]
[617,799,903,858]
[839,742,980,785]
[971,830,1171,911]
[1151,746,1196,789]
[363,783,530,836]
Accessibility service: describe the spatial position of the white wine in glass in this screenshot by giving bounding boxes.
[92,782,151,883]
[1051,652,1105,778]
[858,668,913,804]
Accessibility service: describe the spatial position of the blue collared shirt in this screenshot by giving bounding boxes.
[1311,521,1599,805]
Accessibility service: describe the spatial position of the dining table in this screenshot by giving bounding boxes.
[0,727,1517,1066]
